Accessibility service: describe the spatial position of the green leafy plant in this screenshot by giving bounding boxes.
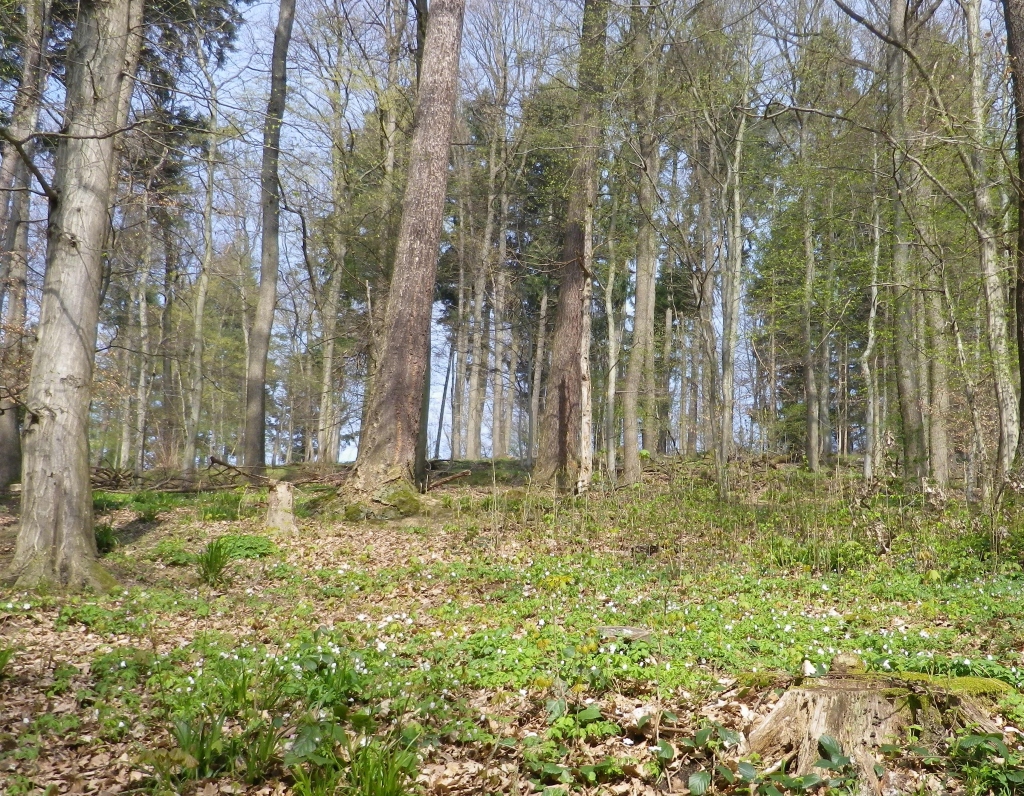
[546,702,620,742]
[239,719,286,784]
[344,735,418,796]
[950,732,1024,796]
[219,533,278,560]
[95,523,118,554]
[196,538,231,585]
[151,538,194,566]
[170,711,230,779]
[0,647,15,679]
[812,734,858,792]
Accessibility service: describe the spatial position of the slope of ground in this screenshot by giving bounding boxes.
[2,460,1023,795]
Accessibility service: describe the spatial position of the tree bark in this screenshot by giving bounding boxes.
[888,0,927,482]
[862,145,881,482]
[0,0,48,261]
[0,156,32,489]
[6,0,136,591]
[623,6,659,485]
[965,0,1018,477]
[721,90,748,476]
[349,0,465,494]
[466,129,500,460]
[0,0,50,489]
[533,0,607,490]
[604,202,620,482]
[182,75,217,472]
[243,0,295,470]
[1005,0,1024,470]
[528,290,548,465]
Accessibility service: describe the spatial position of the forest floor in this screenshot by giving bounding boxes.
[2,458,1024,796]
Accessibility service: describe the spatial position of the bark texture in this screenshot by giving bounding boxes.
[349,0,465,494]
[243,0,295,470]
[6,0,135,591]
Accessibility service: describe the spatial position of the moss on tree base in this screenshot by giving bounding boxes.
[340,476,423,520]
[3,553,117,593]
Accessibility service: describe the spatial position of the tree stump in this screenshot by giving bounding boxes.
[267,481,296,533]
[747,669,1004,796]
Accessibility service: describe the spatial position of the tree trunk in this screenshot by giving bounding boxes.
[133,215,152,474]
[6,0,136,591]
[533,0,607,490]
[528,290,548,465]
[888,0,927,482]
[0,157,32,489]
[721,97,748,474]
[451,162,470,459]
[467,130,501,460]
[577,202,594,493]
[657,307,673,455]
[243,0,295,470]
[622,14,659,485]
[604,205,620,482]
[0,0,48,263]
[182,75,218,473]
[1005,0,1024,470]
[349,0,465,495]
[492,270,507,458]
[802,177,820,472]
[965,0,1018,477]
[0,0,49,489]
[862,148,881,482]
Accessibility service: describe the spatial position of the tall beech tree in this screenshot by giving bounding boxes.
[243,0,295,470]
[533,0,607,491]
[4,0,138,590]
[1005,0,1024,471]
[349,0,465,496]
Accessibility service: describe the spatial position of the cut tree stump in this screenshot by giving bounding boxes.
[747,666,1005,796]
[267,481,296,533]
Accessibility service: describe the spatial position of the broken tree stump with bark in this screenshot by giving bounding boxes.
[747,658,1007,796]
[267,481,296,533]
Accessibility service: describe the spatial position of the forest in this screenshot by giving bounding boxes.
[4,0,1024,793]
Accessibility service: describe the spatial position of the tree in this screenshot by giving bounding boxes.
[349,0,466,496]
[243,0,295,470]
[0,0,51,490]
[533,0,607,490]
[4,0,140,590]
[1003,0,1024,471]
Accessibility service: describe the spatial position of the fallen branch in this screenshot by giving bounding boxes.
[208,456,275,486]
[427,469,471,491]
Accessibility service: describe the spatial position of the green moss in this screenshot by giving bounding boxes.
[383,484,421,518]
[891,672,1013,698]
[344,503,369,521]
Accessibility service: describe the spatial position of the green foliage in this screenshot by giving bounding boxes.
[170,710,231,778]
[95,523,119,554]
[545,702,619,742]
[218,533,278,560]
[344,735,418,796]
[0,647,14,679]
[152,538,194,566]
[950,732,1024,796]
[196,538,231,585]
